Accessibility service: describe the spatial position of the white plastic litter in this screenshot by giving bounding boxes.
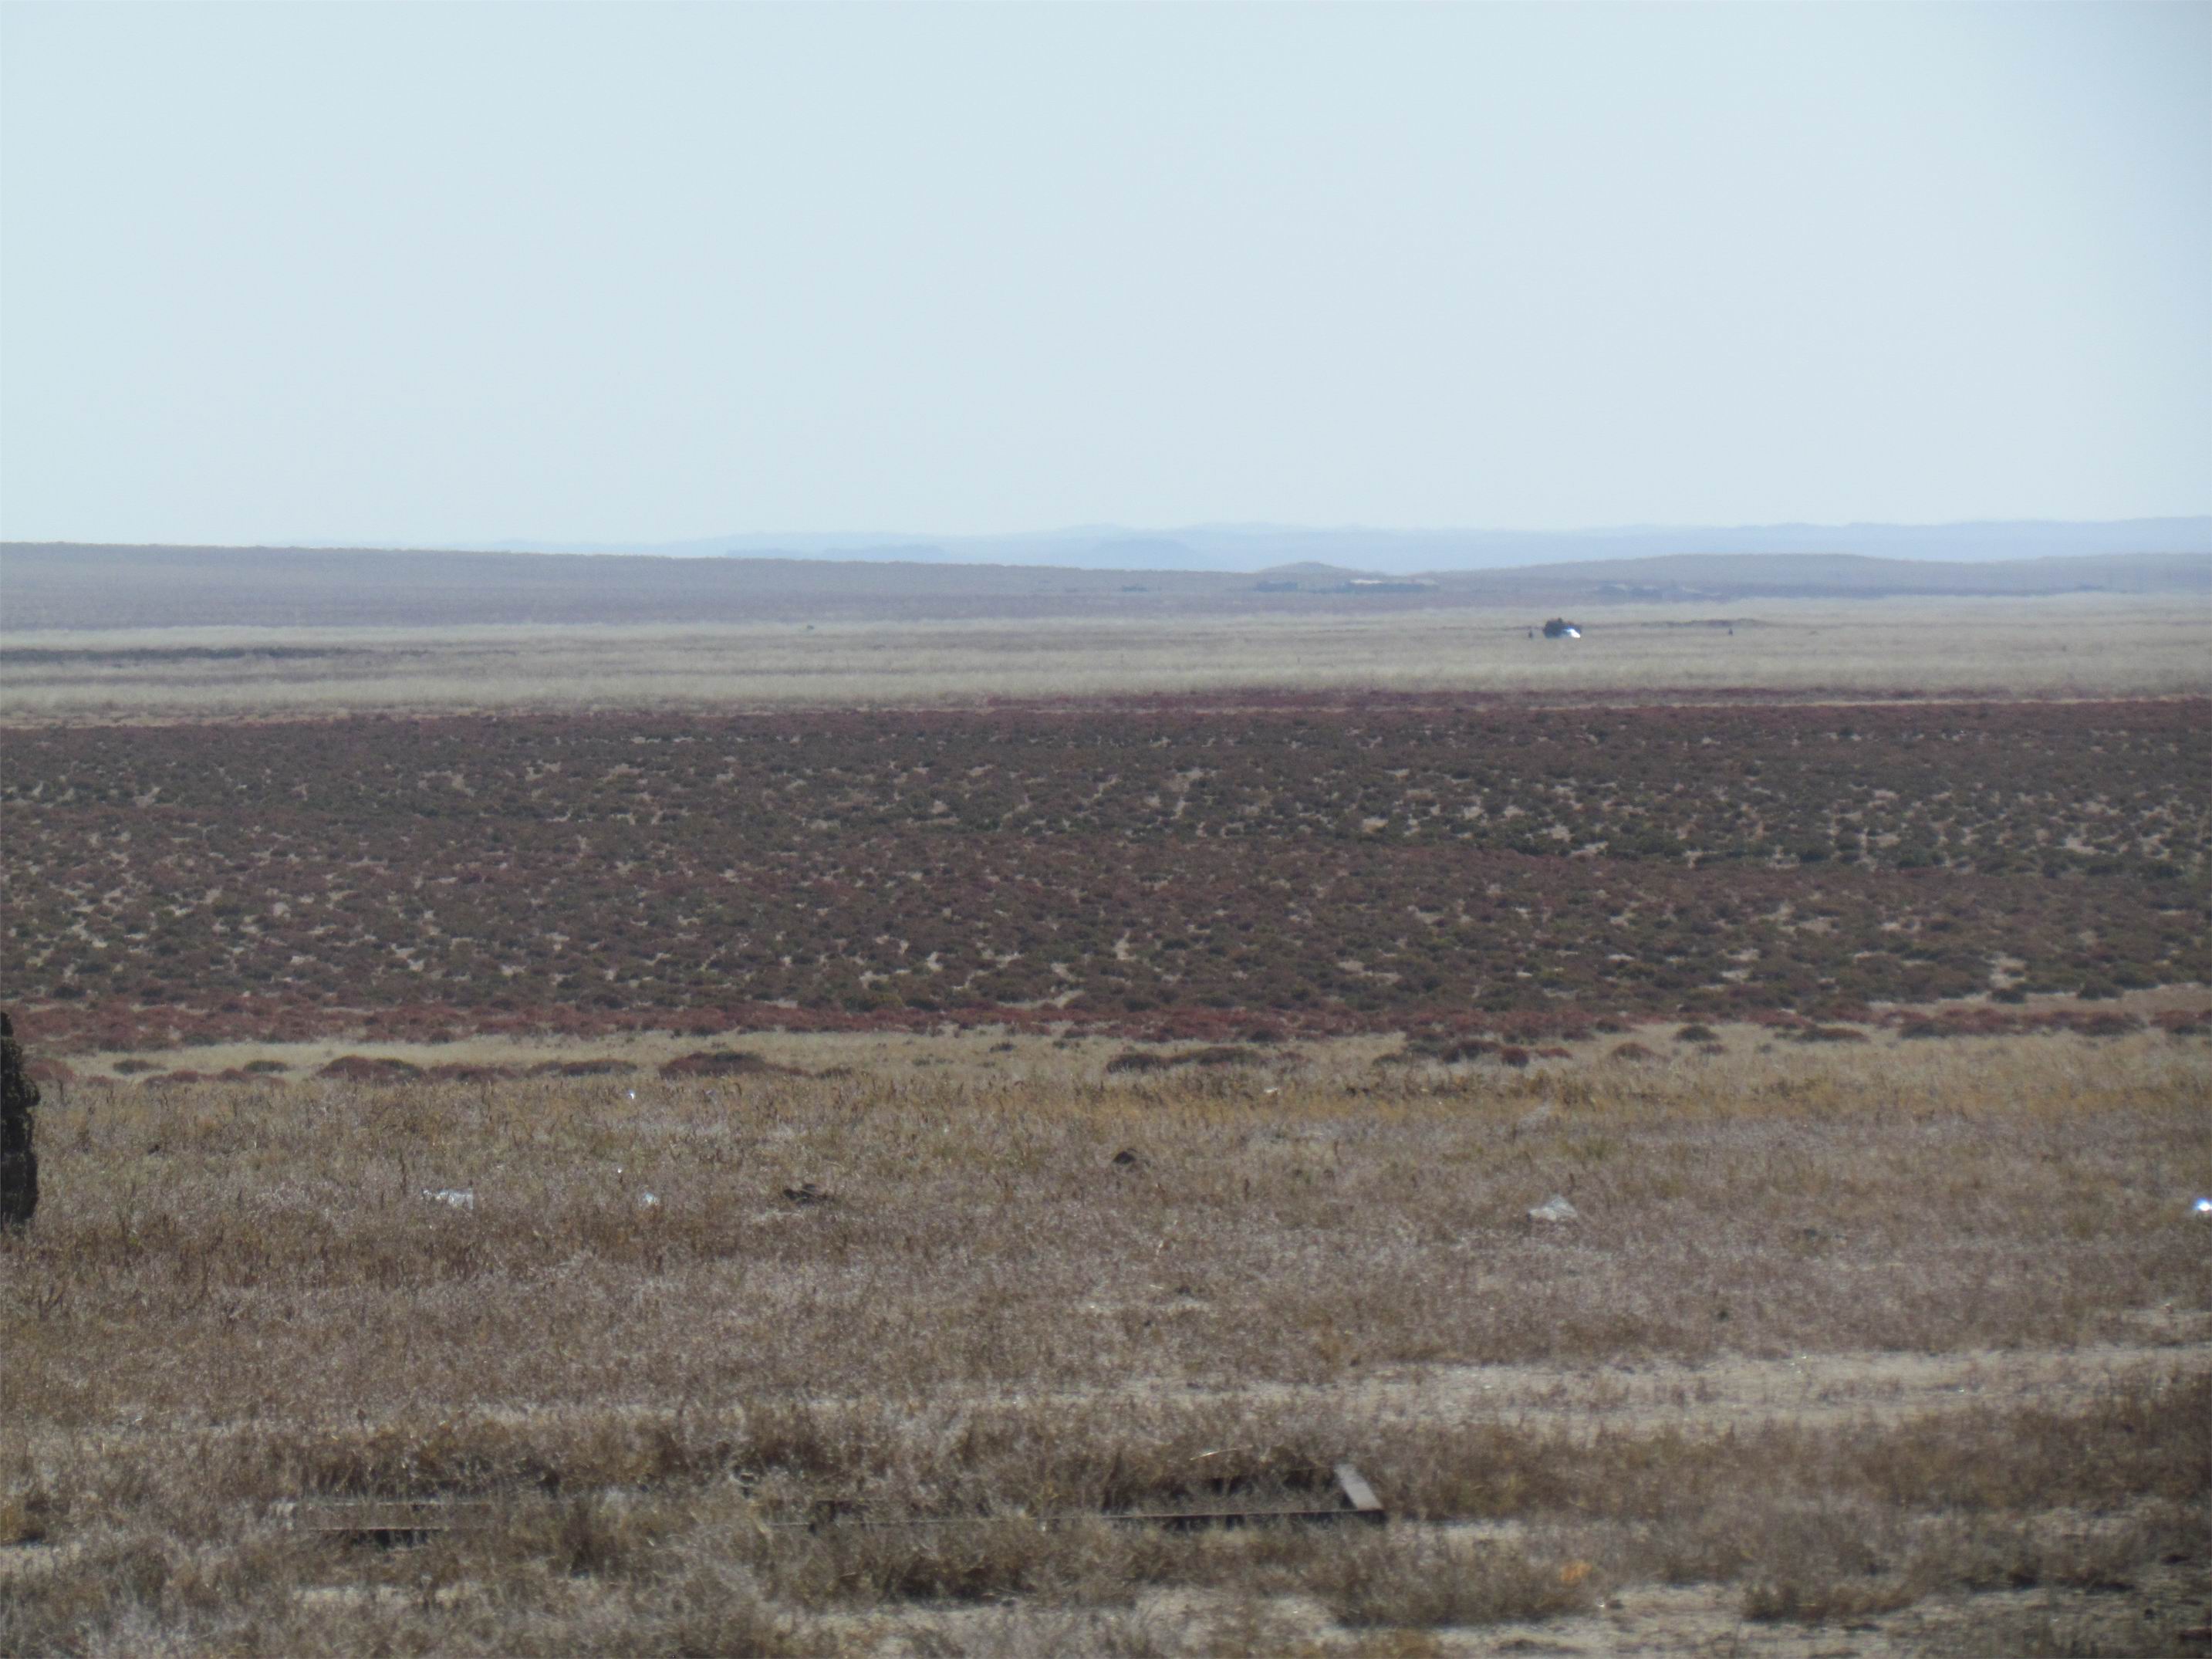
[424,1188,475,1211]
[1528,1194,1579,1224]
[640,1192,660,1208]
[2193,1197,2212,1215]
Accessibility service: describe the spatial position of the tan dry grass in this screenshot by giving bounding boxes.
[2,1029,2207,1652]
[3,593,2207,720]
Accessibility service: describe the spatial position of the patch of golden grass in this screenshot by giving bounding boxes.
[4,593,2206,720]
[2,1029,2205,1652]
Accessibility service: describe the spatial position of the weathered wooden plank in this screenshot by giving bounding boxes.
[282,1467,1389,1543]
[1335,1462,1386,1522]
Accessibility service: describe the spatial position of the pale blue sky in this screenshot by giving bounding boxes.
[2,2,2206,547]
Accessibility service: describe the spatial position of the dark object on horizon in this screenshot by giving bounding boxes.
[2,1011,40,1232]
[1542,617,1582,639]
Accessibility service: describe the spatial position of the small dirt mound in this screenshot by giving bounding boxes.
[660,1049,799,1080]
[317,1055,426,1082]
[1433,1038,1498,1064]
[1380,1035,1528,1066]
[1107,1046,1259,1075]
[1184,1045,1258,1068]
[529,1059,637,1078]
[1794,1025,1868,1045]
[424,1063,518,1083]
[2076,1011,2141,1038]
[1609,1041,1659,1063]
[1104,1050,1172,1074]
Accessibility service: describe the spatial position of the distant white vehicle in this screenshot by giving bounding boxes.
[1541,617,1582,640]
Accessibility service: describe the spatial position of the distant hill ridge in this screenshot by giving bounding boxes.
[477,515,2211,574]
[1427,550,2212,600]
[2,542,2204,632]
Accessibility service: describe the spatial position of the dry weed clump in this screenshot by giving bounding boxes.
[1311,1532,1600,1627]
[1,1031,2205,1651]
[1105,1046,1264,1076]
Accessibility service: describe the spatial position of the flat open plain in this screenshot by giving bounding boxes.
[2,583,2207,1654]
[3,1029,2207,1655]
[3,593,2208,718]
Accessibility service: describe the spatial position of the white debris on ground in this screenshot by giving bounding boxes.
[423,1188,475,1211]
[1528,1194,1579,1224]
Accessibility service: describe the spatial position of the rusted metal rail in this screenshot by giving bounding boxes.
[1102,1463,1386,1529]
[278,1498,495,1546]
[279,1462,1386,1545]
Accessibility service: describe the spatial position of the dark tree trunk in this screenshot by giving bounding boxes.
[1,1011,39,1232]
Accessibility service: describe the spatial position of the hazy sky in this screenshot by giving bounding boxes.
[2,2,2207,547]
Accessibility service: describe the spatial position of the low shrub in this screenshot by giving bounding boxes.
[317,1055,424,1082]
[659,1050,800,1080]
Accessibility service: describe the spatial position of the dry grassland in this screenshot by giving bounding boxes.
[4,1027,2207,1655]
[5,593,2207,720]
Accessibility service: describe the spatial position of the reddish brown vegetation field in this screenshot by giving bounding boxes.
[5,696,2205,1053]
[4,687,2209,1654]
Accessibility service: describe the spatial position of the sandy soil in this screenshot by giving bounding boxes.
[1158,1329,2212,1435]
